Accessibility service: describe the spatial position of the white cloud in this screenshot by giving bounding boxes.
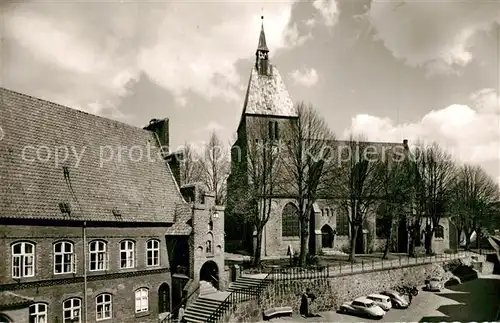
[289,67,319,87]
[366,0,500,76]
[345,88,500,180]
[2,1,299,115]
[205,121,225,132]
[312,0,339,27]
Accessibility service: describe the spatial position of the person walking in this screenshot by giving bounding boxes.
[287,244,294,266]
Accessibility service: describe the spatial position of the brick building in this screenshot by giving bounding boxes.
[0,88,224,323]
[226,20,453,258]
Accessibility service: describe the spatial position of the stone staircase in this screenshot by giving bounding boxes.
[226,274,267,294]
[183,281,230,323]
[183,276,269,323]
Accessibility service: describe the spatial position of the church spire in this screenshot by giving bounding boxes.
[257,16,269,53]
[255,16,270,75]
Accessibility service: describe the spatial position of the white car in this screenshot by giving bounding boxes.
[366,294,392,311]
[339,297,386,319]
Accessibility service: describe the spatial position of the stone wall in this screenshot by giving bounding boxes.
[228,262,446,322]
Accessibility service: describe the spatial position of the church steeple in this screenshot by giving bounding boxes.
[257,16,269,53]
[255,16,270,75]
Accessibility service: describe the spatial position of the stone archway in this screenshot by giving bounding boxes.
[158,283,170,314]
[199,260,219,289]
[321,224,334,248]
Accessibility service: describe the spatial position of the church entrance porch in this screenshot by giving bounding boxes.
[199,260,219,290]
[321,225,334,249]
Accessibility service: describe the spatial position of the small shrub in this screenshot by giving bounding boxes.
[341,245,351,254]
[306,254,320,266]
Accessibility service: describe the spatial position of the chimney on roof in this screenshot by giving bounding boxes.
[144,118,169,153]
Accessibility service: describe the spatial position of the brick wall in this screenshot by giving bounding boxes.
[0,224,172,322]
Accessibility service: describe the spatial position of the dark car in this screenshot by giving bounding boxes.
[380,290,409,309]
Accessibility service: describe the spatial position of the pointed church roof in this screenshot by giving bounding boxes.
[257,16,269,52]
[238,16,296,120]
[241,66,296,117]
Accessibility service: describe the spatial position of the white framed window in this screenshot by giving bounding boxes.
[12,242,35,278]
[96,294,112,321]
[120,240,135,269]
[29,303,47,323]
[146,240,160,267]
[63,298,81,323]
[89,241,108,271]
[135,288,149,313]
[54,241,75,274]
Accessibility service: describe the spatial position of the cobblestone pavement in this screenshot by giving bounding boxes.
[261,275,500,322]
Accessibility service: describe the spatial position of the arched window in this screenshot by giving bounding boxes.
[146,240,160,267]
[63,298,81,323]
[0,314,12,323]
[208,219,213,231]
[96,293,112,321]
[336,212,349,236]
[29,303,47,323]
[206,233,214,255]
[282,203,299,237]
[120,240,135,269]
[54,241,75,274]
[435,225,444,239]
[89,241,108,271]
[12,241,35,278]
[135,288,149,313]
[325,209,330,217]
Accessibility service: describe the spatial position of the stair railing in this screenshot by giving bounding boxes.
[206,271,273,323]
[160,284,200,323]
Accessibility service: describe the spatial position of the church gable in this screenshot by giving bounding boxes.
[243,66,296,117]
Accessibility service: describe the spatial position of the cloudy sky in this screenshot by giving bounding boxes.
[1,0,500,184]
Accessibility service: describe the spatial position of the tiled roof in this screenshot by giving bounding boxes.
[165,203,193,235]
[0,87,188,223]
[241,65,296,118]
[0,291,34,309]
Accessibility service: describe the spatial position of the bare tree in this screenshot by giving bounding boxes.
[450,164,500,249]
[238,119,284,265]
[200,132,230,205]
[375,146,414,259]
[282,102,336,266]
[332,134,383,262]
[179,142,203,186]
[411,142,456,254]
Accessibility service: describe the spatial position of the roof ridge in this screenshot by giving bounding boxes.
[0,87,152,135]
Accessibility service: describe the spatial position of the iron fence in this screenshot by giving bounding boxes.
[269,251,468,281]
[206,272,272,323]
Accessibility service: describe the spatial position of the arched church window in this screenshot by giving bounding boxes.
[282,203,300,237]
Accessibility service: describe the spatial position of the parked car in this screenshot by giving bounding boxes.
[424,277,442,292]
[338,297,386,319]
[380,290,409,309]
[366,293,392,311]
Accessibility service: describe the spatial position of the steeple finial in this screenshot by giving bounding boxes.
[257,15,269,53]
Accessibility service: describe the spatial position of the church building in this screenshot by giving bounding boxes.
[226,18,454,259]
